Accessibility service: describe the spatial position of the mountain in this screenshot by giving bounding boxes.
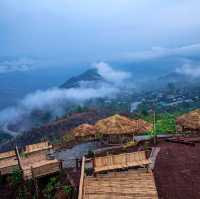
[61,68,105,88]
[158,72,191,83]
[142,71,200,91]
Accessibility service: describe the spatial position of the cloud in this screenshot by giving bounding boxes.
[94,62,131,84]
[0,58,36,74]
[120,43,200,62]
[0,62,130,131]
[0,86,118,126]
[176,62,200,78]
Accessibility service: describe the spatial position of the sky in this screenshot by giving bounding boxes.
[1,1,200,131]
[1,0,200,66]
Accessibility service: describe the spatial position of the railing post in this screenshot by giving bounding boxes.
[15,146,22,170]
[32,168,39,199]
[78,156,85,199]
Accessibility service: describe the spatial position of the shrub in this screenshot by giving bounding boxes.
[123,141,137,149]
[63,185,72,195]
[43,177,60,199]
[10,168,23,186]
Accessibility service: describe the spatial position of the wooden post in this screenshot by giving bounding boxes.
[153,111,157,145]
[58,160,62,170]
[76,158,79,171]
[15,146,23,171]
[32,167,39,199]
[78,156,85,199]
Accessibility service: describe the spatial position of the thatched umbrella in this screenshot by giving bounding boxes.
[95,114,138,135]
[72,124,97,138]
[176,109,200,130]
[136,119,153,134]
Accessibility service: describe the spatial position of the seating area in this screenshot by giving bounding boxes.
[94,151,151,173]
[0,141,61,180]
[79,151,157,199]
[0,150,18,175]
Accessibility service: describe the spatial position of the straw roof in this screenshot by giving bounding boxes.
[95,114,138,135]
[176,109,200,130]
[72,124,97,137]
[136,119,153,134]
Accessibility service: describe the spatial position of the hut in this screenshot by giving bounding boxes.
[72,124,97,140]
[95,114,138,143]
[136,119,153,134]
[176,109,200,133]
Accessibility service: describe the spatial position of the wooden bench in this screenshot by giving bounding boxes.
[25,141,52,154]
[94,151,151,173]
[0,150,19,175]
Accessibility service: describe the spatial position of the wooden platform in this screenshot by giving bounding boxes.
[94,151,151,173]
[83,170,158,199]
[22,159,61,180]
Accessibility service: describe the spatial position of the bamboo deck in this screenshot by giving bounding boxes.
[82,170,158,199]
[0,141,61,179]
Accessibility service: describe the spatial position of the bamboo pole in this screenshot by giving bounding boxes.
[78,156,85,199]
[153,111,157,145]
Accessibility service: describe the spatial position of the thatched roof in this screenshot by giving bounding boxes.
[176,109,200,130]
[95,114,138,135]
[72,124,97,137]
[136,119,153,134]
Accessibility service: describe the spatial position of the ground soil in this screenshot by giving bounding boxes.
[154,140,200,199]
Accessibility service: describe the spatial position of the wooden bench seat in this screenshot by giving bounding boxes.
[24,141,52,154]
[0,150,19,175]
[94,151,151,173]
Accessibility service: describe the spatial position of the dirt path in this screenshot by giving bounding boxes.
[154,141,200,199]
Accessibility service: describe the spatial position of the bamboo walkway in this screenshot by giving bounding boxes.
[149,147,160,170]
[83,170,158,199]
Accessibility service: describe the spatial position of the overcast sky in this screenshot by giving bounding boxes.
[0,0,200,64]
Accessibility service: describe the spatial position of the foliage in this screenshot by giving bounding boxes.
[10,168,23,186]
[136,112,179,135]
[43,177,60,199]
[63,185,72,195]
[73,105,89,113]
[63,132,74,142]
[20,151,28,158]
[87,150,95,158]
[95,132,103,140]
[155,114,176,134]
[123,141,137,149]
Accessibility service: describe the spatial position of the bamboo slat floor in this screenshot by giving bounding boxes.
[83,170,158,199]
